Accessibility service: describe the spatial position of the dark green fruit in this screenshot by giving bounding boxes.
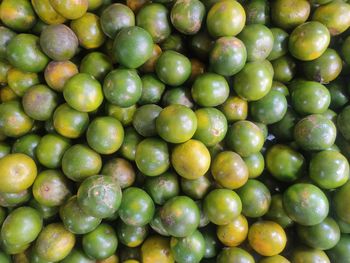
[132,104,162,137]
[217,247,254,263]
[117,220,148,248]
[265,194,294,228]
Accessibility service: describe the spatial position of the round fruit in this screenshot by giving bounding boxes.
[101,158,135,189]
[334,181,350,224]
[141,235,174,263]
[0,0,36,31]
[217,247,254,263]
[219,96,248,123]
[132,104,162,137]
[44,61,78,92]
[31,0,66,25]
[80,52,113,81]
[217,214,248,247]
[50,0,88,20]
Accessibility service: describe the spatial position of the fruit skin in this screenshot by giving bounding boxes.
[7,68,40,97]
[171,139,211,180]
[132,104,162,137]
[12,134,40,161]
[248,220,287,257]
[181,175,211,200]
[40,24,78,61]
[141,235,174,263]
[101,158,135,189]
[244,0,270,25]
[337,105,350,140]
[63,73,103,113]
[120,127,142,161]
[137,3,171,43]
[226,120,264,157]
[334,181,350,224]
[310,150,349,189]
[203,188,242,225]
[144,171,179,205]
[209,37,247,77]
[103,69,142,107]
[70,12,106,49]
[289,21,330,61]
[156,50,191,86]
[191,72,229,107]
[271,0,310,30]
[6,34,49,73]
[82,224,118,260]
[0,153,37,193]
[265,194,294,228]
[160,196,200,237]
[50,0,88,20]
[312,1,350,36]
[211,151,248,190]
[0,100,34,138]
[156,104,197,144]
[266,144,305,182]
[135,138,169,177]
[217,247,254,263]
[243,152,265,179]
[31,0,66,25]
[238,24,274,61]
[219,96,248,123]
[62,144,102,182]
[297,217,340,250]
[233,60,273,101]
[32,169,71,207]
[267,28,289,61]
[259,255,290,263]
[117,220,148,247]
[77,175,122,219]
[283,183,329,226]
[80,52,113,82]
[60,248,95,263]
[170,230,205,263]
[327,235,350,263]
[22,84,58,121]
[119,187,155,226]
[139,74,165,105]
[101,3,135,39]
[294,114,336,151]
[113,26,153,69]
[170,0,205,35]
[36,133,71,169]
[0,26,16,60]
[35,223,76,262]
[1,206,42,247]
[60,196,102,234]
[44,61,78,92]
[193,107,227,147]
[291,246,330,263]
[0,0,37,32]
[0,189,31,208]
[106,103,137,126]
[87,117,124,154]
[217,214,248,247]
[206,0,246,38]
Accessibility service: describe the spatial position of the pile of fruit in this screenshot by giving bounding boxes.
[1,0,350,262]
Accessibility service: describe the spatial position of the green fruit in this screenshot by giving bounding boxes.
[36,133,71,169]
[270,107,299,141]
[191,73,229,107]
[294,114,336,151]
[334,181,350,224]
[310,150,349,189]
[0,153,37,193]
[77,175,122,218]
[0,100,33,137]
[35,223,75,262]
[50,0,88,20]
[219,96,248,123]
[119,127,142,161]
[160,196,200,237]
[139,74,165,105]
[1,206,42,246]
[171,139,211,180]
[119,187,155,226]
[217,247,254,263]
[327,235,350,263]
[243,152,265,179]
[0,189,30,208]
[39,24,78,61]
[271,55,296,83]
[238,24,274,61]
[211,151,248,189]
[60,196,102,234]
[12,133,40,161]
[137,3,171,43]
[135,138,169,177]
[31,0,66,25]
[226,120,264,157]
[103,69,142,107]
[101,3,135,38]
[233,60,273,101]
[6,34,49,73]
[141,235,174,263]
[0,0,36,31]
[32,169,71,207]
[181,174,211,200]
[80,52,113,81]
[289,21,330,61]
[0,143,10,159]
[297,217,340,250]
[113,26,153,69]
[101,158,135,189]
[237,179,271,218]
[265,194,294,228]
[156,50,191,86]
[60,248,95,263]
[144,171,179,205]
[117,220,148,248]
[203,188,241,225]
[7,68,39,97]
[338,105,350,140]
[170,0,205,35]
[206,0,246,37]
[132,104,162,137]
[244,0,270,25]
[106,103,137,126]
[87,117,124,154]
[82,224,118,260]
[190,30,214,60]
[328,80,349,110]
[283,183,329,226]
[63,73,103,113]
[162,87,194,108]
[266,144,305,182]
[268,28,289,61]
[44,61,78,92]
[291,246,330,263]
[170,230,205,263]
[22,84,58,121]
[209,36,247,76]
[62,144,102,182]
[0,26,15,60]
